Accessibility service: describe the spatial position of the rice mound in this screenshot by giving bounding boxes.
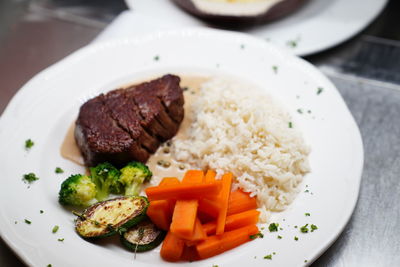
[171,77,310,216]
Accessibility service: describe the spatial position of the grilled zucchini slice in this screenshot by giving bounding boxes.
[75,196,148,239]
[121,219,166,252]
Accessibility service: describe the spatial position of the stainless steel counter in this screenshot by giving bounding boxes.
[0,0,399,266]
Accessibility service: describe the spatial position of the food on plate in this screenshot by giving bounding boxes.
[172,0,307,25]
[58,174,97,206]
[90,162,121,201]
[119,161,153,196]
[75,196,148,239]
[58,161,152,206]
[145,170,260,261]
[74,75,184,167]
[171,78,310,217]
[120,219,166,252]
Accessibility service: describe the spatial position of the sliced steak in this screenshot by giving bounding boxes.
[75,74,184,167]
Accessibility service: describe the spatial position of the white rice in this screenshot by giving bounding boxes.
[171,77,310,217]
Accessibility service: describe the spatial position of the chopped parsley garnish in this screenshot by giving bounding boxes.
[268,223,279,232]
[40,210,44,214]
[288,122,293,128]
[47,265,52,267]
[279,227,283,230]
[182,87,189,91]
[240,44,245,49]
[212,265,219,267]
[260,227,265,230]
[55,167,64,174]
[58,238,64,242]
[22,173,39,183]
[25,139,34,149]
[264,254,272,260]
[273,252,276,255]
[14,221,17,224]
[305,213,310,216]
[272,65,278,74]
[300,224,309,233]
[317,87,324,95]
[52,225,59,233]
[304,260,308,263]
[153,55,160,61]
[277,235,282,239]
[294,225,298,228]
[305,189,310,193]
[311,224,318,232]
[307,110,312,114]
[294,236,299,241]
[249,232,264,239]
[297,108,303,114]
[287,40,298,48]
[24,219,31,224]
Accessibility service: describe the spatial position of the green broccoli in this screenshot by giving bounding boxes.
[58,174,96,206]
[119,161,152,196]
[90,162,122,201]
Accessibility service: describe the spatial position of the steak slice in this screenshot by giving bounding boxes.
[75,74,184,167]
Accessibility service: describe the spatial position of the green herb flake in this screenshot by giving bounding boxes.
[305,189,309,193]
[305,213,311,216]
[272,65,278,74]
[311,224,318,232]
[294,236,299,241]
[25,139,34,150]
[153,55,160,61]
[212,265,219,267]
[40,210,44,214]
[279,227,283,230]
[260,227,265,230]
[249,232,264,239]
[47,265,52,267]
[240,44,245,49]
[304,260,308,263]
[55,167,64,174]
[317,87,324,95]
[287,40,298,48]
[22,173,39,183]
[288,122,293,128]
[300,224,309,233]
[14,221,17,224]
[264,254,272,260]
[273,252,276,255]
[307,110,312,114]
[294,225,298,228]
[277,235,282,239]
[52,225,59,234]
[24,219,31,225]
[268,223,279,232]
[58,238,64,242]
[297,108,303,114]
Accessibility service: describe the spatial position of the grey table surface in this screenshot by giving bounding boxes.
[1,0,400,266]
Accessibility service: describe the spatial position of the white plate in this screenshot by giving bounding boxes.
[124,0,387,56]
[0,28,363,266]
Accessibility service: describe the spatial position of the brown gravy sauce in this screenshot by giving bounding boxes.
[60,75,209,184]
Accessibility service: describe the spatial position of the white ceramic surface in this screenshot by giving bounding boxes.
[124,0,387,56]
[0,28,363,267]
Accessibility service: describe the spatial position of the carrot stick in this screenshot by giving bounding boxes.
[182,170,204,183]
[203,209,260,235]
[184,218,206,242]
[216,172,233,235]
[160,231,185,262]
[170,170,204,239]
[145,181,221,201]
[227,189,257,215]
[146,177,180,230]
[196,224,259,259]
[204,170,216,182]
[198,198,219,218]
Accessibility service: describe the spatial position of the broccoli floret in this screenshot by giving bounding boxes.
[119,161,152,196]
[58,174,96,206]
[90,162,122,201]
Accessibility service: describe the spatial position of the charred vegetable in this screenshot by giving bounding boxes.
[75,196,148,239]
[59,174,96,206]
[120,219,166,252]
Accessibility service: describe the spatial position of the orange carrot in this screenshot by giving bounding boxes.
[203,209,260,235]
[182,170,204,183]
[184,218,206,242]
[227,189,257,215]
[146,177,180,230]
[198,198,219,218]
[160,231,185,262]
[216,172,233,235]
[170,170,204,239]
[204,170,216,182]
[181,245,200,261]
[196,224,259,259]
[145,181,221,201]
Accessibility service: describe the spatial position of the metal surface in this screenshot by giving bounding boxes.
[0,0,399,266]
